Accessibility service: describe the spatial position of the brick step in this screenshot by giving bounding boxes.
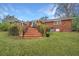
[27,29,38,31]
[25,31,40,33]
[24,33,42,35]
[20,34,42,36]
[27,31,39,33]
[26,29,39,32]
[28,29,38,31]
[27,29,38,30]
[23,36,42,38]
[24,35,42,37]
[27,28,38,30]
[23,27,42,38]
[28,28,37,29]
[25,30,39,33]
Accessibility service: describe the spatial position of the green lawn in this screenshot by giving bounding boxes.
[0,31,79,56]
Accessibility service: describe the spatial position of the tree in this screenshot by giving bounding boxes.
[9,24,19,36]
[39,16,48,20]
[72,16,79,31]
[0,15,22,32]
[0,22,10,31]
[55,3,79,18]
[2,15,18,23]
[53,3,79,31]
[8,20,24,36]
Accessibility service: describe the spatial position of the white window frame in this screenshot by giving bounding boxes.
[54,21,61,25]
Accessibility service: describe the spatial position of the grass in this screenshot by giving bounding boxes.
[0,31,79,56]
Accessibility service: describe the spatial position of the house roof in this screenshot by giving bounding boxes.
[42,17,72,23]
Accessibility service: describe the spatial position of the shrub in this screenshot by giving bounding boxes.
[46,32,50,37]
[37,23,50,37]
[72,17,79,31]
[0,22,10,31]
[17,23,24,36]
[8,25,19,36]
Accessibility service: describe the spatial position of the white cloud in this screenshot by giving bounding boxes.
[1,5,9,12]
[0,12,9,18]
[3,12,9,15]
[55,13,67,19]
[0,14,3,18]
[0,4,33,19]
[8,5,15,12]
[38,4,58,19]
[0,4,9,18]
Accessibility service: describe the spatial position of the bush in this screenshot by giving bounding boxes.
[37,23,50,37]
[0,22,10,31]
[8,25,19,36]
[72,17,79,31]
[46,32,50,37]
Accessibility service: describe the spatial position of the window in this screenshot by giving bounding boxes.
[54,21,61,25]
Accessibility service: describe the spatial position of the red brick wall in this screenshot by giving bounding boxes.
[45,21,54,28]
[45,19,72,32]
[60,19,72,32]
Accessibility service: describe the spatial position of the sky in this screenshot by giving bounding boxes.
[0,3,57,21]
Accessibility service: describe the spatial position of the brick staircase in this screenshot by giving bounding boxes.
[24,27,42,38]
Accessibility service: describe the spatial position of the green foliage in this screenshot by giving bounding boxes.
[40,16,48,20]
[72,17,79,31]
[0,15,23,36]
[2,15,18,23]
[0,22,10,31]
[46,32,50,37]
[8,24,19,36]
[37,23,50,36]
[17,23,24,36]
[0,15,20,31]
[8,22,24,36]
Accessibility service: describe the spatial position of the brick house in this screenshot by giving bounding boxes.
[43,18,72,32]
[23,18,72,37]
